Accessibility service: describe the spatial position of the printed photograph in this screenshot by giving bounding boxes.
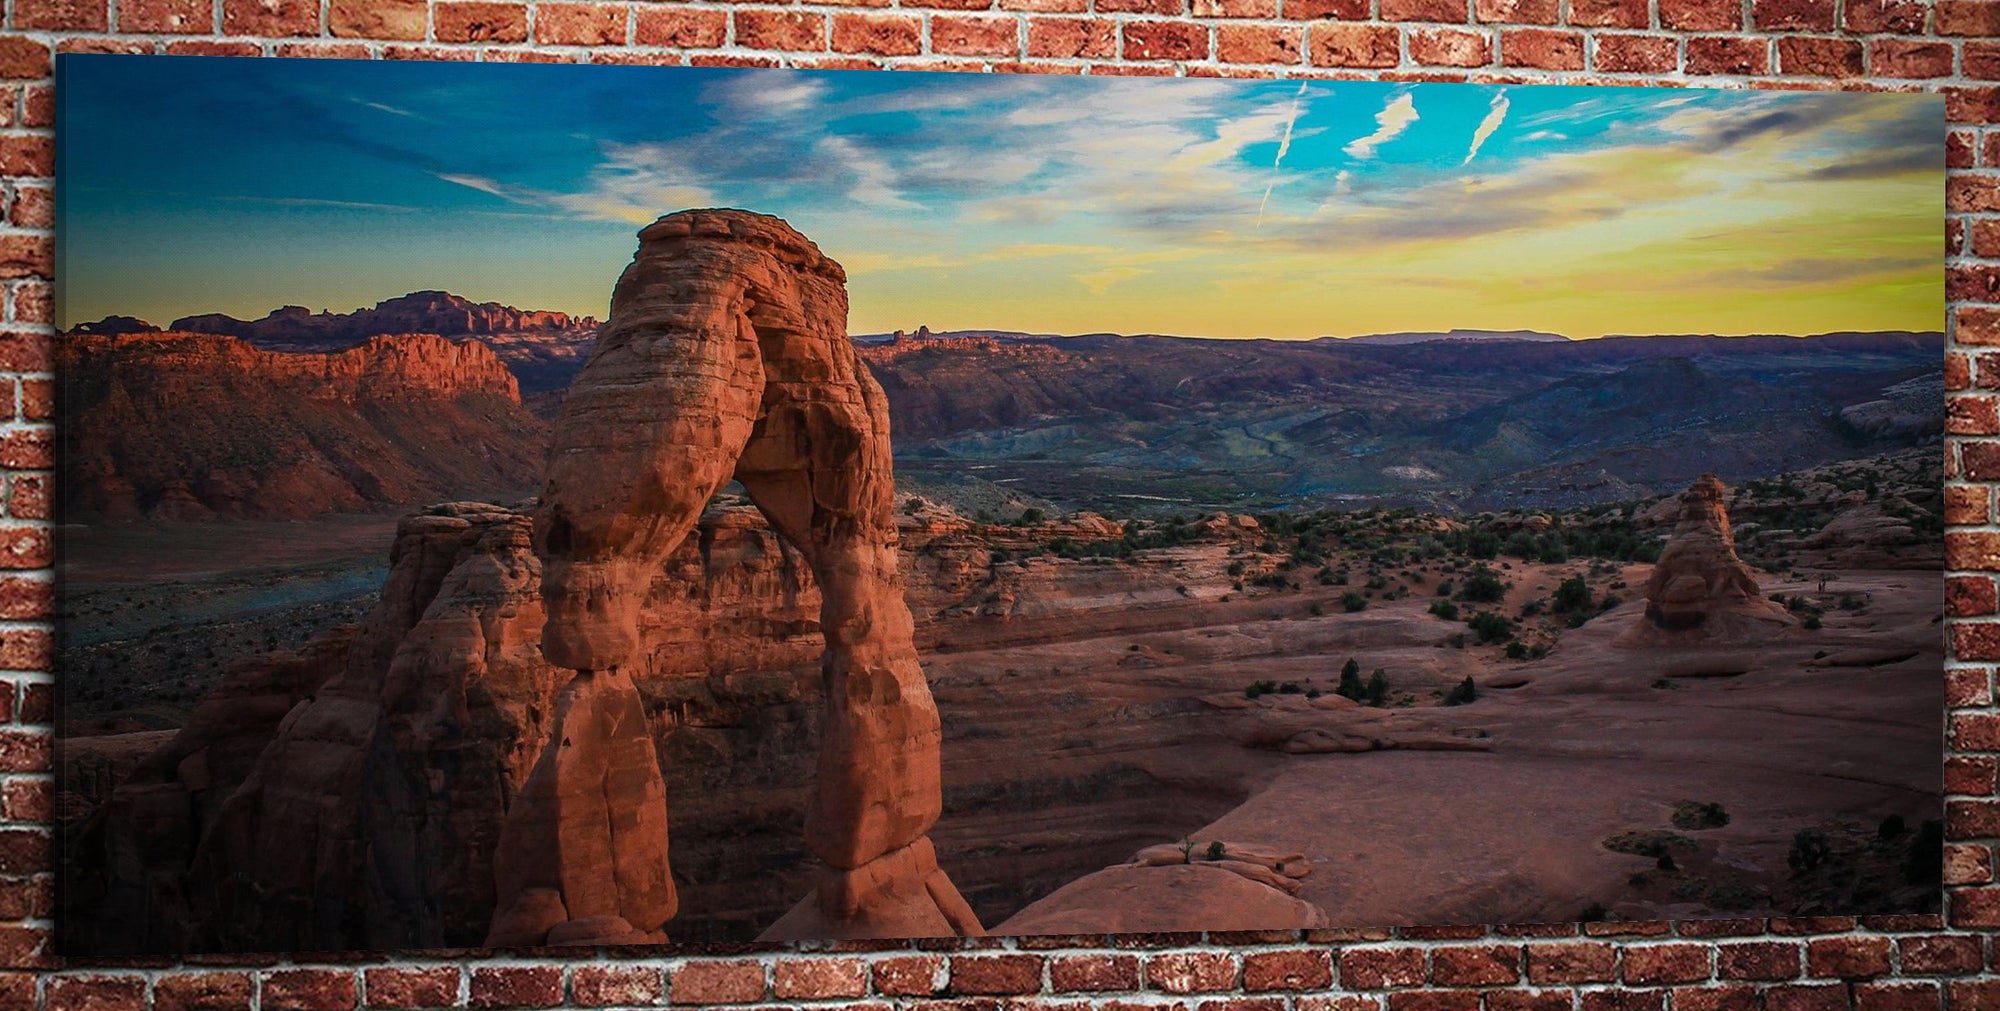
[54,55,1945,953]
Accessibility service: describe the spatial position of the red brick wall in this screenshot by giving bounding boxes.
[1,1,1995,1007]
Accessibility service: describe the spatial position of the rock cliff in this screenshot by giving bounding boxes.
[60,332,546,521]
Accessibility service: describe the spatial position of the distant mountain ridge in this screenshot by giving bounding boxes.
[1342,328,1571,345]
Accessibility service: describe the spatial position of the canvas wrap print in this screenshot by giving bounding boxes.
[52,55,1946,955]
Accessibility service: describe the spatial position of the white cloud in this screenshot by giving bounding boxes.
[1345,93,1419,160]
[1260,81,1312,223]
[1462,91,1509,166]
[1073,266,1151,294]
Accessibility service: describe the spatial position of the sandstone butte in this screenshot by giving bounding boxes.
[1619,473,1798,647]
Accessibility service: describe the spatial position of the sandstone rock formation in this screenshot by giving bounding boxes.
[63,504,566,952]
[496,208,981,944]
[1621,474,1795,645]
[60,332,546,521]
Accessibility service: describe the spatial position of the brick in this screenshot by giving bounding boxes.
[1410,29,1492,66]
[1124,20,1209,60]
[768,959,865,1000]
[633,7,726,47]
[363,967,461,1009]
[1388,992,1482,1011]
[1969,41,2000,79]
[46,975,149,1011]
[1940,0,2000,35]
[13,0,109,30]
[873,955,943,996]
[1570,0,1649,26]
[1686,36,1769,75]
[1623,944,1712,984]
[1672,987,1765,1011]
[154,971,255,1011]
[1717,942,1802,981]
[0,38,51,79]
[1845,0,1929,32]
[1778,37,1861,77]
[0,236,51,280]
[1501,28,1584,69]
[1595,33,1677,72]
[165,40,264,55]
[1951,264,2000,303]
[1427,946,1519,986]
[1476,0,1561,23]
[262,969,359,1011]
[1900,934,1986,975]
[830,13,920,53]
[1753,0,1836,29]
[1028,17,1116,57]
[0,428,51,469]
[1195,0,1281,15]
[1953,353,1976,392]
[1486,992,1573,1011]
[931,16,1019,56]
[1342,947,1427,988]
[1949,86,2000,124]
[536,2,627,45]
[1873,40,1956,79]
[1659,0,1741,29]
[0,136,49,181]
[1806,936,1893,978]
[1098,0,1184,11]
[9,472,49,520]
[669,961,765,1005]
[1243,949,1333,990]
[329,0,426,39]
[14,678,47,721]
[1148,952,1238,993]
[222,0,321,36]
[1585,992,1666,1011]
[436,3,529,43]
[572,966,664,1007]
[1207,23,1295,62]
[1854,982,1944,1011]
[1381,0,1465,20]
[1957,623,2000,661]
[1310,23,1400,66]
[1947,668,1994,708]
[1765,984,1849,1011]
[1051,954,1141,992]
[1949,577,1999,617]
[1288,0,1372,17]
[0,627,51,673]
[0,576,50,620]
[1000,0,1088,10]
[119,0,213,33]
[9,188,52,228]
[1526,943,1617,984]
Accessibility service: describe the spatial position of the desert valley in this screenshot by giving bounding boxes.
[53,270,1945,951]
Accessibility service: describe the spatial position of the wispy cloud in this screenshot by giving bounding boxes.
[1462,91,1509,166]
[1259,81,1312,224]
[1345,93,1418,160]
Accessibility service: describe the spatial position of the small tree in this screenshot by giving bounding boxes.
[1337,658,1364,700]
[1552,576,1592,613]
[1365,669,1390,706]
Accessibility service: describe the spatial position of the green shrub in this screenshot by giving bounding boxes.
[1672,800,1730,830]
[1458,567,1506,603]
[1553,576,1592,613]
[1364,669,1390,706]
[1428,599,1460,621]
[1342,591,1368,613]
[1468,611,1516,644]
[1337,659,1365,701]
[1788,829,1830,873]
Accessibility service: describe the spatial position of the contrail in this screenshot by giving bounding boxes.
[1258,81,1311,226]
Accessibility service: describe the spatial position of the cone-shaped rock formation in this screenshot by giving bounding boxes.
[489,208,983,944]
[1620,474,1796,646]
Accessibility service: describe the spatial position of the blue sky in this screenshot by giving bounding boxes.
[57,55,1944,338]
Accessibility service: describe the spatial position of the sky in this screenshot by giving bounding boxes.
[57,55,1945,339]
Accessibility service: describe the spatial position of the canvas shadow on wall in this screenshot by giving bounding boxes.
[50,53,1949,954]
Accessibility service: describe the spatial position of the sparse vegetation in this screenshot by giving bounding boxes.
[1672,801,1731,831]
